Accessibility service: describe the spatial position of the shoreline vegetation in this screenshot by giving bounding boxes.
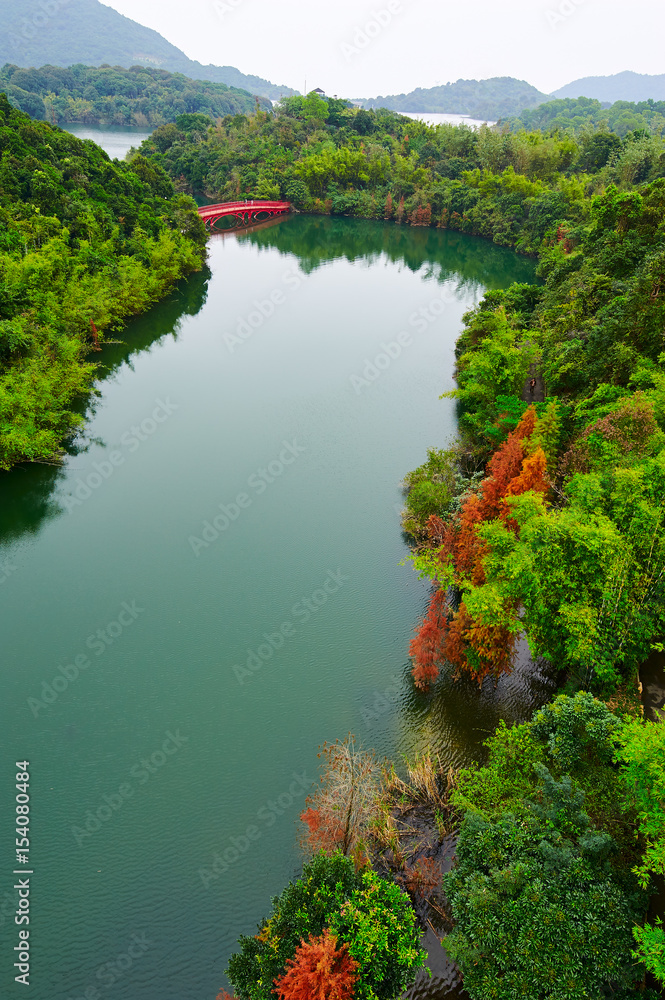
[0,94,206,469]
[3,82,665,997]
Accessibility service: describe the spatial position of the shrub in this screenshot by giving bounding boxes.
[444,776,644,1000]
[226,852,425,1000]
[531,691,623,773]
[274,930,358,1000]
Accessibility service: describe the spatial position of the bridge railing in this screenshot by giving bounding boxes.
[197,201,293,229]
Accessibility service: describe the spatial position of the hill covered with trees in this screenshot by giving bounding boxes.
[0,63,268,127]
[357,77,548,121]
[0,0,294,101]
[506,96,665,138]
[0,94,206,469]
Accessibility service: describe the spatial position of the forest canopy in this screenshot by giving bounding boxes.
[137,96,665,255]
[0,62,268,127]
[505,95,665,138]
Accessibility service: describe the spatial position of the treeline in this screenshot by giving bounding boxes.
[138,93,665,254]
[0,63,267,128]
[506,95,665,138]
[0,94,207,469]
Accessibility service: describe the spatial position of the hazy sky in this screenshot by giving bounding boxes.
[102,0,662,97]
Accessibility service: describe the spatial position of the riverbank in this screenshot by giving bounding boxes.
[391,170,665,996]
[0,97,206,469]
[215,183,665,997]
[3,103,664,995]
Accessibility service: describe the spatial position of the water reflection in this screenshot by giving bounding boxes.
[241,214,539,288]
[0,268,210,544]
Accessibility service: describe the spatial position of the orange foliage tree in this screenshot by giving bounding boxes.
[274,930,359,1000]
[410,407,548,690]
[410,588,448,690]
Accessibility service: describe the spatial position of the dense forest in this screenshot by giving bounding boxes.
[506,95,665,138]
[0,0,294,101]
[0,94,206,469]
[358,76,548,120]
[396,114,665,997]
[0,63,268,127]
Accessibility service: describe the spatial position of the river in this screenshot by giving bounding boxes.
[0,210,551,999]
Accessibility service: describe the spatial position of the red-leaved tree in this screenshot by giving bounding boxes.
[410,588,448,690]
[274,930,359,1000]
[409,406,545,689]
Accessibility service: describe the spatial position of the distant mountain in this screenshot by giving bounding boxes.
[0,0,295,101]
[357,77,549,121]
[552,71,665,104]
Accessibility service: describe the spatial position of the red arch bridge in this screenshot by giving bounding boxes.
[197,200,292,230]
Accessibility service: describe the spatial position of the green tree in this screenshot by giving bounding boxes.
[226,852,425,1000]
[445,776,644,1000]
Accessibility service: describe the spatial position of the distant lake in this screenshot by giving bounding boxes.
[403,111,495,128]
[63,124,152,159]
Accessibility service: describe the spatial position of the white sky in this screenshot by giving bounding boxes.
[101,0,663,97]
